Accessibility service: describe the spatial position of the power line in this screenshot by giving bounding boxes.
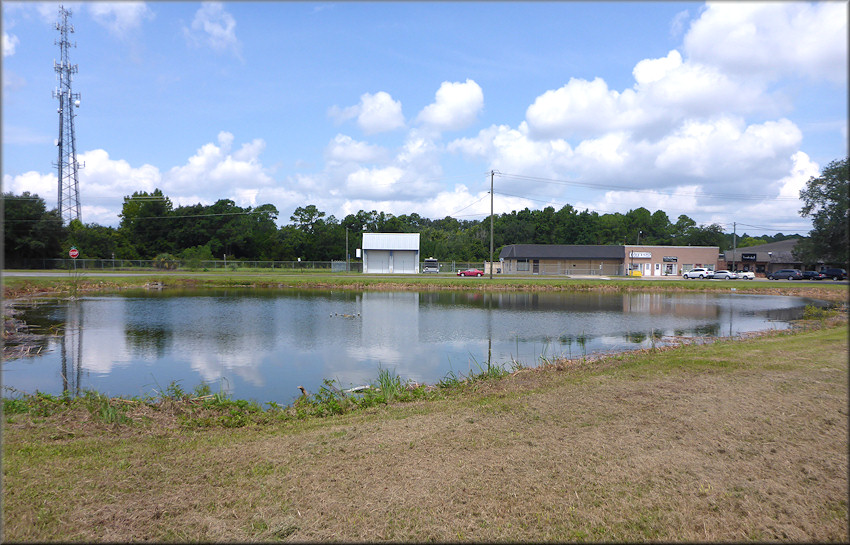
[446,193,489,217]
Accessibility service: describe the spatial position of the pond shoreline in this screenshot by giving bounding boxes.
[3,274,846,364]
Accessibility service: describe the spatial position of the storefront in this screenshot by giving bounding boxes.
[625,245,721,277]
[499,244,720,276]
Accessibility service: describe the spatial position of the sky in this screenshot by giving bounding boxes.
[2,1,848,236]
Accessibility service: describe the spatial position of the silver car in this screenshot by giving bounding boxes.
[713,270,738,280]
[683,268,714,279]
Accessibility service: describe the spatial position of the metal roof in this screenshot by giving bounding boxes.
[362,233,420,251]
[722,238,800,263]
[499,244,625,260]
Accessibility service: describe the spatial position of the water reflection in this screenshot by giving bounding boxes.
[2,289,820,404]
[60,300,84,395]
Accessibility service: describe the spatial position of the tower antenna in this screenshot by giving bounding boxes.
[53,5,83,225]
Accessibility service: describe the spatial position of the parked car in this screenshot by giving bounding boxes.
[683,268,714,279]
[457,268,484,277]
[712,270,738,280]
[767,269,803,280]
[801,271,826,281]
[735,270,755,280]
[821,268,847,280]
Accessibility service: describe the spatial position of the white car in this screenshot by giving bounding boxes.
[683,268,715,279]
[735,270,755,280]
[712,270,738,280]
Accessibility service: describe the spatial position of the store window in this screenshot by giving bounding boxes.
[517,259,529,271]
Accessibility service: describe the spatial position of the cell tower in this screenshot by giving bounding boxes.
[54,5,83,225]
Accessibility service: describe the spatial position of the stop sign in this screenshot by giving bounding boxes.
[69,247,79,259]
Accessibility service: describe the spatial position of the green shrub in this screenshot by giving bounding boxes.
[153,253,179,270]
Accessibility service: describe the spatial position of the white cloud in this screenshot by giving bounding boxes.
[706,151,820,231]
[670,9,690,38]
[183,2,242,58]
[776,150,819,200]
[325,134,388,164]
[416,79,484,131]
[163,132,275,207]
[5,133,279,226]
[575,186,703,217]
[358,92,405,134]
[328,92,405,134]
[3,171,57,201]
[684,1,848,84]
[87,2,153,38]
[526,78,635,140]
[526,50,769,142]
[338,184,535,222]
[3,32,19,57]
[77,148,163,224]
[633,50,683,86]
[345,166,405,199]
[449,122,572,178]
[655,117,802,179]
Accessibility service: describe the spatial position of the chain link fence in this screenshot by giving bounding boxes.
[8,259,486,274]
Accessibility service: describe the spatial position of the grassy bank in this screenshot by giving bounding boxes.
[3,315,847,542]
[4,270,848,303]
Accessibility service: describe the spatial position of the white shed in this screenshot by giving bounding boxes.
[362,233,420,274]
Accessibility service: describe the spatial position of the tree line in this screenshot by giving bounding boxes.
[4,189,805,267]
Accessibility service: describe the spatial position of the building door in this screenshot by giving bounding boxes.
[533,260,539,274]
[393,251,417,274]
[366,250,390,273]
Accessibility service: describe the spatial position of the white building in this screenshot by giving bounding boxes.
[361,233,420,274]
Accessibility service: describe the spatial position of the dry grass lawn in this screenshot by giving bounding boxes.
[3,322,848,542]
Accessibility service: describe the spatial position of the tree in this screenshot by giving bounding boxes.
[3,192,65,267]
[65,219,118,258]
[118,189,174,258]
[290,205,325,233]
[796,157,849,266]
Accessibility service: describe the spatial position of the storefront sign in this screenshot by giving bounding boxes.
[663,256,677,262]
[741,253,757,261]
[629,251,651,258]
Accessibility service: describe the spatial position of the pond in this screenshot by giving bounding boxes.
[2,289,821,405]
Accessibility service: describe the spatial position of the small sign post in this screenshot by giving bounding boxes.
[69,247,79,272]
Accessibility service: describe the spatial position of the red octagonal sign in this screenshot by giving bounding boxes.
[69,248,79,259]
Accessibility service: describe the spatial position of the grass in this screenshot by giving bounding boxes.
[3,275,847,541]
[5,271,849,304]
[3,315,847,542]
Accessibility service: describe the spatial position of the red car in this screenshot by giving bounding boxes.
[457,268,484,277]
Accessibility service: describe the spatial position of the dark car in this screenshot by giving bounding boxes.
[801,271,826,281]
[767,269,803,280]
[821,268,846,280]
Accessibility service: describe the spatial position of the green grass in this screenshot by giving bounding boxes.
[3,319,847,542]
[6,271,848,301]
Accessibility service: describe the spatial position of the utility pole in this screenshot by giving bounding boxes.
[489,170,494,280]
[732,222,737,272]
[54,5,83,225]
[345,227,349,272]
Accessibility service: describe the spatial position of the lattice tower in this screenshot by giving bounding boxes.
[53,5,83,225]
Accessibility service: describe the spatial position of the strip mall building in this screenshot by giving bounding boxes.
[497,244,721,276]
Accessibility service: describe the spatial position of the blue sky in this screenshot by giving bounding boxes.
[3,1,847,236]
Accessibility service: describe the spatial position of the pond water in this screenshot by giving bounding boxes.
[3,289,820,405]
